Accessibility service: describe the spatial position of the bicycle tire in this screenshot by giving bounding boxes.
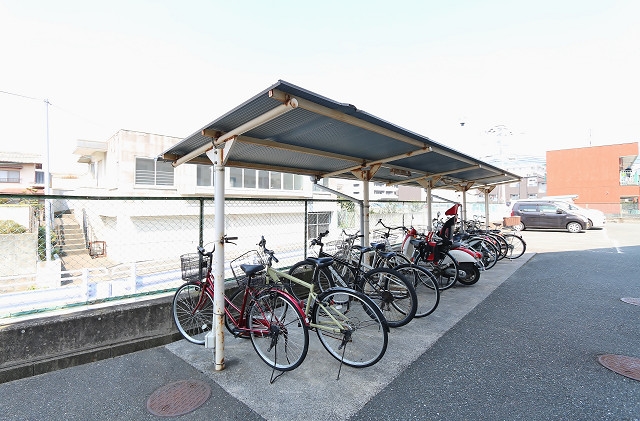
[467,237,499,270]
[358,267,417,327]
[288,261,334,298]
[249,289,309,372]
[312,287,388,368]
[172,281,213,345]
[416,251,459,291]
[503,233,527,259]
[374,253,412,269]
[488,233,509,260]
[393,264,440,317]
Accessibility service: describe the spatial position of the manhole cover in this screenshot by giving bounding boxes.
[621,297,640,306]
[598,354,640,382]
[147,379,211,417]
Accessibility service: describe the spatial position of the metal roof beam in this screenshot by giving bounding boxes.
[388,164,481,186]
[320,146,433,179]
[170,99,299,167]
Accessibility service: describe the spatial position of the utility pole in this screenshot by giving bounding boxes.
[44,99,52,261]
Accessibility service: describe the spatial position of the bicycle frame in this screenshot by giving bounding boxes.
[264,266,349,335]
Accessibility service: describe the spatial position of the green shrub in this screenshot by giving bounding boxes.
[0,220,27,234]
[38,226,60,261]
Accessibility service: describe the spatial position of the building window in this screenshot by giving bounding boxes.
[258,170,269,189]
[135,158,174,186]
[270,171,281,189]
[527,177,538,187]
[197,165,214,187]
[308,212,331,239]
[230,169,302,191]
[283,173,294,190]
[0,170,20,183]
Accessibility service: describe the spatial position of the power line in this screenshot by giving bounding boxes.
[0,89,41,101]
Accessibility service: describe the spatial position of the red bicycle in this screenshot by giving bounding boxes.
[172,237,309,372]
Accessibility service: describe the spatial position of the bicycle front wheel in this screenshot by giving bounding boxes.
[312,287,388,368]
[393,264,440,318]
[359,267,417,327]
[249,290,309,372]
[172,282,213,345]
[288,261,334,298]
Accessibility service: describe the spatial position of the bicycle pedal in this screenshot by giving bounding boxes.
[231,328,248,338]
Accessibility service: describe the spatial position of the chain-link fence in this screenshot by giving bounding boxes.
[3,193,626,318]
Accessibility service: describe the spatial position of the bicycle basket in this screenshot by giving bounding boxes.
[180,253,209,282]
[323,240,344,255]
[230,250,266,286]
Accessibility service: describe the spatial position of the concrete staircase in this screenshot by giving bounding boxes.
[54,213,106,271]
[55,213,88,258]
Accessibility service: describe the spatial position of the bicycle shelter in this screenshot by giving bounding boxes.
[160,80,521,370]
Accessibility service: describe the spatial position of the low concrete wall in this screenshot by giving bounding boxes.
[0,295,181,384]
[0,233,37,277]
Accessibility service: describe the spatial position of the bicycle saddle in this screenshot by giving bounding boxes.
[305,256,333,268]
[240,264,265,277]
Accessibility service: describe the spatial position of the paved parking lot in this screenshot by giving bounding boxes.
[1,222,639,420]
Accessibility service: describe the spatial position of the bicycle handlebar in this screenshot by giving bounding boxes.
[376,219,410,235]
[257,236,279,264]
[197,234,238,255]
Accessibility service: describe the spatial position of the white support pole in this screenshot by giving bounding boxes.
[461,189,467,232]
[426,185,432,232]
[484,190,490,229]
[207,148,226,371]
[362,180,370,247]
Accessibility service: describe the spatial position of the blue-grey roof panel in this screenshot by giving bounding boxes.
[161,80,520,189]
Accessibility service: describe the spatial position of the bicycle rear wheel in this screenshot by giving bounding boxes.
[503,233,526,259]
[393,264,440,317]
[312,287,388,368]
[416,251,459,291]
[359,267,417,327]
[172,281,213,345]
[249,289,309,371]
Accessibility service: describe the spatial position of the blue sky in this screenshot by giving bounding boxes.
[1,0,639,171]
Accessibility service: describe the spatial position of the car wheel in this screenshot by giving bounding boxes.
[566,221,582,233]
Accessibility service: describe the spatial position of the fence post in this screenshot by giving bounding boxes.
[81,268,89,301]
[129,262,137,294]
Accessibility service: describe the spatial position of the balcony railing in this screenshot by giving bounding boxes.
[620,171,640,186]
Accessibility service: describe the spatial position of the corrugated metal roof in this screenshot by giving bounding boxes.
[160,80,520,190]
